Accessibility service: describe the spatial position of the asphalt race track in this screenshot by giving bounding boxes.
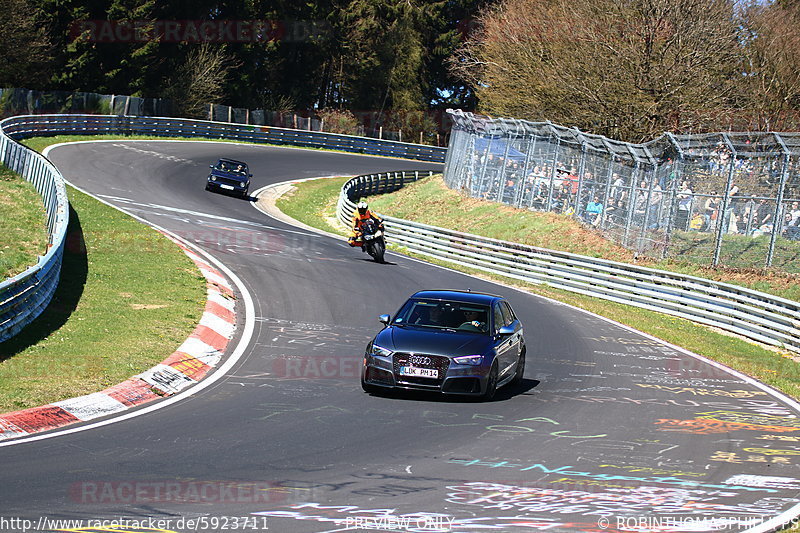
[1,140,799,533]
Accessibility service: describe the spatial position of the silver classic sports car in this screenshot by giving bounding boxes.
[361,290,525,400]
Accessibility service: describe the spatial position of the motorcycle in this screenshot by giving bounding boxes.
[360,218,386,263]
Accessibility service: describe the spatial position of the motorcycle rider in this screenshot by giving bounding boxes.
[348,200,384,252]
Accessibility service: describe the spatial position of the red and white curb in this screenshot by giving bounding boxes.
[0,232,236,441]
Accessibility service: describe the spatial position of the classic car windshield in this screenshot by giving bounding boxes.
[215,161,247,174]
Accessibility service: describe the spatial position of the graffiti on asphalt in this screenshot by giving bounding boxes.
[445,481,795,517]
[446,459,782,492]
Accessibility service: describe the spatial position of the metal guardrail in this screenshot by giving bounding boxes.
[0,114,448,343]
[337,170,437,222]
[0,119,69,343]
[338,172,800,353]
[2,115,447,163]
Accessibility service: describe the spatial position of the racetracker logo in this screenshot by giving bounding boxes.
[271,356,362,379]
[70,481,312,504]
[69,19,330,43]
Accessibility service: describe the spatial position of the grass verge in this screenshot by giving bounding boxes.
[276,176,351,235]
[280,175,800,401]
[0,165,49,279]
[368,176,800,301]
[0,145,206,413]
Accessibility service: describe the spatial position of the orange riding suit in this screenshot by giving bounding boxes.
[348,209,383,247]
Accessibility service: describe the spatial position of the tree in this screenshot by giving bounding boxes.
[166,43,239,119]
[451,0,743,142]
[737,0,800,131]
[0,0,53,88]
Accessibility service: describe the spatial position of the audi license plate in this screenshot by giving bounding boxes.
[400,366,438,379]
[220,184,234,190]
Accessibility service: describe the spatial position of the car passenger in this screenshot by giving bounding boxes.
[428,305,446,326]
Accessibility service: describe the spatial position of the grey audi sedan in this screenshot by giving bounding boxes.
[361,290,525,400]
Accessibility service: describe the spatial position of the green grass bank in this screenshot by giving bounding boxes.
[0,166,49,280]
[0,139,206,412]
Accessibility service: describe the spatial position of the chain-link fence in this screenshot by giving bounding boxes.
[1,88,446,146]
[0,88,171,117]
[443,109,800,271]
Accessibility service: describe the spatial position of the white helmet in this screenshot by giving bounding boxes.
[357,200,368,213]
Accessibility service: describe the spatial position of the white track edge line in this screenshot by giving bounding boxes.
[0,145,256,448]
[42,138,438,163]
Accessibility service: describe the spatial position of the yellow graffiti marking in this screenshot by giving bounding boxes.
[695,411,800,428]
[743,447,800,456]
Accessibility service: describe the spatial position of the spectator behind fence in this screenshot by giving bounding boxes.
[676,181,693,231]
[790,201,800,226]
[755,199,774,229]
[722,184,740,234]
[584,196,603,226]
[610,174,625,202]
[785,215,800,241]
[704,194,720,228]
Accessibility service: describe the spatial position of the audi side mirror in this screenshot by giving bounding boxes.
[379,314,391,326]
[498,325,515,336]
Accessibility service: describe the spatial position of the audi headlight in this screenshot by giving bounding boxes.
[240,181,246,187]
[454,355,483,366]
[210,176,216,181]
[369,344,393,358]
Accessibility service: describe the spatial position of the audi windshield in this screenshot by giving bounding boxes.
[392,299,490,333]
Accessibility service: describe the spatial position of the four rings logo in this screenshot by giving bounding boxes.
[409,355,432,366]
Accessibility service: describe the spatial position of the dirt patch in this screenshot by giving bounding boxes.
[130,304,168,310]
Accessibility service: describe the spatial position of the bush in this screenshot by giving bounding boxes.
[317,108,359,135]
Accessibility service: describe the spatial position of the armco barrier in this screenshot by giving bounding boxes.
[338,172,800,353]
[1,115,447,163]
[0,114,446,343]
[0,120,69,342]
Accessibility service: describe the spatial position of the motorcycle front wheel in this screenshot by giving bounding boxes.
[371,240,385,263]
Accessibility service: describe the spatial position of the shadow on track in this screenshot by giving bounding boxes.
[363,379,540,403]
[204,188,257,202]
[355,256,396,266]
[0,205,88,361]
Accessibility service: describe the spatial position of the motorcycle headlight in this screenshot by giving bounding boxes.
[369,344,393,358]
[454,355,483,366]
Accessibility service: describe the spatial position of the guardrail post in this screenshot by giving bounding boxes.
[516,129,536,208]
[661,153,684,259]
[545,137,562,211]
[574,142,588,220]
[600,155,615,228]
[497,126,514,205]
[475,135,494,201]
[623,161,641,248]
[713,144,737,268]
[766,153,791,268]
[637,165,658,254]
